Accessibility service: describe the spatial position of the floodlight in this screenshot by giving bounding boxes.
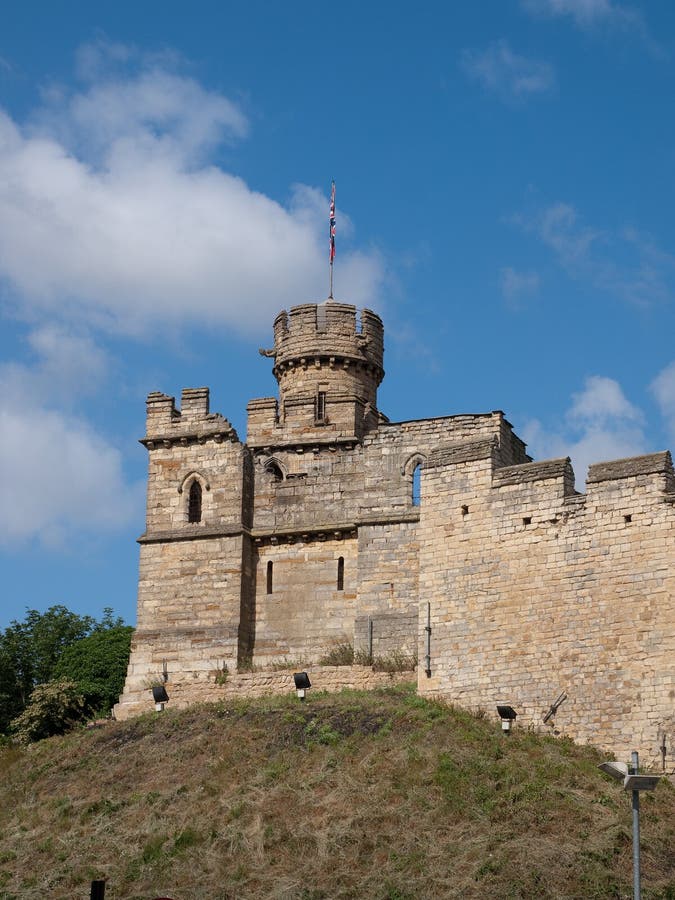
[496,705,517,732]
[152,684,169,711]
[623,774,661,793]
[598,761,628,781]
[90,880,106,900]
[293,671,311,700]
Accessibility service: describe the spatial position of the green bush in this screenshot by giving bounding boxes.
[10,680,89,744]
[319,642,355,666]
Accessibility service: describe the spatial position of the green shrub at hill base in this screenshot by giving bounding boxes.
[53,625,133,715]
[9,680,88,744]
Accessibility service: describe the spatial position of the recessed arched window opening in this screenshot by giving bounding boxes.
[412,464,422,507]
[266,561,273,595]
[403,453,426,508]
[265,461,284,482]
[337,556,344,591]
[188,480,202,523]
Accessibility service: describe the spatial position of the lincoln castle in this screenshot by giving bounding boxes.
[115,300,675,767]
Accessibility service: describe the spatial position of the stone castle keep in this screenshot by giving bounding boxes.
[116,300,675,767]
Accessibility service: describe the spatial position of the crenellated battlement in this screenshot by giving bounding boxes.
[143,387,238,446]
[271,301,384,379]
[423,441,675,513]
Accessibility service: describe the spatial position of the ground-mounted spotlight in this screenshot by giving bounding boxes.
[293,671,311,700]
[152,684,169,712]
[496,704,517,733]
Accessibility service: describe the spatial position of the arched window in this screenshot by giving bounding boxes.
[266,561,273,595]
[265,461,284,482]
[402,453,426,508]
[337,556,344,591]
[188,480,202,523]
[412,464,422,507]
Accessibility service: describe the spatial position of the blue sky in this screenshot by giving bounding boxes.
[1,0,674,627]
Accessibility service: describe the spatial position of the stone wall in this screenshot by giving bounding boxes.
[252,536,358,665]
[117,300,674,769]
[114,665,414,721]
[417,445,675,766]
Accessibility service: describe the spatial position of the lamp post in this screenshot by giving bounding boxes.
[598,751,661,899]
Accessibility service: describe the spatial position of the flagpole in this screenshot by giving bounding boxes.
[329,180,336,299]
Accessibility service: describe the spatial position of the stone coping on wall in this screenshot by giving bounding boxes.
[587,451,674,484]
[141,425,239,449]
[137,524,246,544]
[113,665,415,721]
[248,435,362,452]
[138,511,421,545]
[426,438,498,469]
[383,410,505,428]
[493,457,574,487]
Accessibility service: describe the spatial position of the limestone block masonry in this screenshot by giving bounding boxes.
[115,299,674,768]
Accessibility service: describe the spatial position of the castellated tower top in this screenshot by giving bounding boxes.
[248,300,386,446]
[270,301,384,379]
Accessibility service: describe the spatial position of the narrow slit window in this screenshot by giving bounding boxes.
[188,481,202,523]
[412,464,422,507]
[266,561,273,595]
[316,391,327,422]
[522,516,532,526]
[337,556,344,591]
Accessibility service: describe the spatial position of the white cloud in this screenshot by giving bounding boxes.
[500,267,540,307]
[539,203,601,265]
[0,405,142,546]
[514,202,675,307]
[568,375,644,426]
[0,326,108,407]
[0,327,142,546]
[522,375,648,486]
[521,0,639,28]
[460,40,555,101]
[651,360,675,444]
[0,45,383,338]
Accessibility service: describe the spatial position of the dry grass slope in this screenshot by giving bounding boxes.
[0,684,674,899]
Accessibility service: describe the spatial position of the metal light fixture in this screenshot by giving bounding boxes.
[496,704,517,733]
[152,684,169,712]
[293,671,311,700]
[599,751,661,899]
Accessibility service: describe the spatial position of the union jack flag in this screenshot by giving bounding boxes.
[329,181,336,263]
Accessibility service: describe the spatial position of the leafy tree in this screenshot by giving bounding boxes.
[0,606,130,734]
[10,680,88,744]
[53,625,133,715]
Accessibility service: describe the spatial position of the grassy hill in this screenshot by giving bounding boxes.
[0,683,673,899]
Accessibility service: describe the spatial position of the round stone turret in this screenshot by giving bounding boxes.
[274,300,384,431]
[266,301,384,439]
